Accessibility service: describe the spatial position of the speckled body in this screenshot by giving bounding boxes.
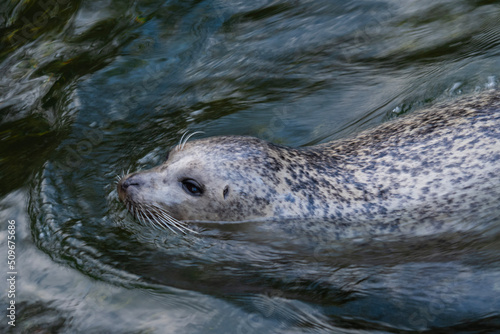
[118,91,500,236]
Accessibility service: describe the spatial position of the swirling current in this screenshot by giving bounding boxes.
[1,0,500,332]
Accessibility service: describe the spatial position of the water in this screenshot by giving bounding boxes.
[1,0,500,332]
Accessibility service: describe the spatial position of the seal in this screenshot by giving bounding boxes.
[117,90,500,235]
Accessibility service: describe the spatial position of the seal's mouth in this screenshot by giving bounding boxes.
[116,175,197,235]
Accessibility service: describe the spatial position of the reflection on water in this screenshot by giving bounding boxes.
[1,0,500,332]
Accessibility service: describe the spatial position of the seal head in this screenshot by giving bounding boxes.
[118,136,298,225]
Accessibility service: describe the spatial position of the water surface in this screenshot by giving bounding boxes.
[1,0,500,332]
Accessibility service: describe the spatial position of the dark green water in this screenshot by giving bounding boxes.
[1,0,500,333]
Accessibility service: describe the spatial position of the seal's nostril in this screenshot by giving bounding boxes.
[117,174,145,202]
[121,177,142,190]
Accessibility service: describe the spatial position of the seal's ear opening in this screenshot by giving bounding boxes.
[223,185,229,199]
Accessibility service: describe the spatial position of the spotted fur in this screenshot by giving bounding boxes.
[118,90,500,236]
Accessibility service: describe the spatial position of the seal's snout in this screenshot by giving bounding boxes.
[117,174,144,201]
[121,177,141,190]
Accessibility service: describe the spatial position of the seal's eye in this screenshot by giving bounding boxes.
[181,179,203,196]
[165,150,170,161]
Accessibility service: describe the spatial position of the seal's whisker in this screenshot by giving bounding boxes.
[136,205,143,222]
[140,205,153,223]
[146,207,178,234]
[146,204,183,233]
[124,200,193,234]
[148,203,198,234]
[143,204,172,231]
[180,131,205,151]
[160,213,187,233]
[143,216,153,229]
[156,216,178,234]
[176,131,189,152]
[131,204,137,219]
[137,210,147,226]
[156,214,179,234]
[168,215,198,234]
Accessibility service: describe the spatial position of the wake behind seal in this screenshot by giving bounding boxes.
[117,90,500,236]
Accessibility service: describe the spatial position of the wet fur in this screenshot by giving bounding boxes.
[118,90,500,236]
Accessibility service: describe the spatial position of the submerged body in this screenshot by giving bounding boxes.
[118,91,500,235]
